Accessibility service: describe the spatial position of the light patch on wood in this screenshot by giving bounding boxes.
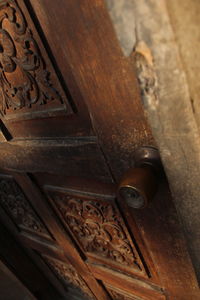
[133,41,158,112]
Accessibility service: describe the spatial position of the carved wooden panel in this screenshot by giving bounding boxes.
[0,0,72,120]
[0,174,52,240]
[41,254,95,300]
[45,187,149,278]
[106,286,142,300]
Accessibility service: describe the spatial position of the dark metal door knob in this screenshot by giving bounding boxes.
[118,147,162,209]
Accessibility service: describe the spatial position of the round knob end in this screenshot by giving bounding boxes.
[118,166,158,209]
[118,147,162,209]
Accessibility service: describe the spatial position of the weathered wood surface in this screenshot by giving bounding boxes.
[0,139,112,181]
[0,0,199,299]
[107,0,200,286]
[167,0,200,133]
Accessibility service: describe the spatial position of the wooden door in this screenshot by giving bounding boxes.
[0,1,198,299]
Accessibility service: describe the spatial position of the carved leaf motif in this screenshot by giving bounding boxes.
[42,255,95,300]
[50,192,143,272]
[0,176,50,238]
[0,0,64,115]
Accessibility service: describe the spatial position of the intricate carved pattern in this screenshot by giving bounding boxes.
[42,255,95,299]
[0,0,65,115]
[49,191,143,272]
[0,176,50,238]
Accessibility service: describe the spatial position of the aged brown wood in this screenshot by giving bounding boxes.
[26,0,154,179]
[0,171,110,300]
[0,139,112,182]
[89,264,166,300]
[0,0,199,300]
[0,219,62,299]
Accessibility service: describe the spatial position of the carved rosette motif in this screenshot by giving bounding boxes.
[0,0,65,115]
[42,255,95,300]
[0,176,50,238]
[49,191,143,272]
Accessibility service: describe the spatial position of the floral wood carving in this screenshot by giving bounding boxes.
[48,190,144,274]
[42,254,95,300]
[0,175,50,239]
[0,0,69,116]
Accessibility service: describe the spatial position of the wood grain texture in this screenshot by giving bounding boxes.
[106,1,200,297]
[0,138,112,182]
[166,0,200,282]
[0,1,199,299]
[130,0,200,289]
[90,265,166,300]
[28,0,154,180]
